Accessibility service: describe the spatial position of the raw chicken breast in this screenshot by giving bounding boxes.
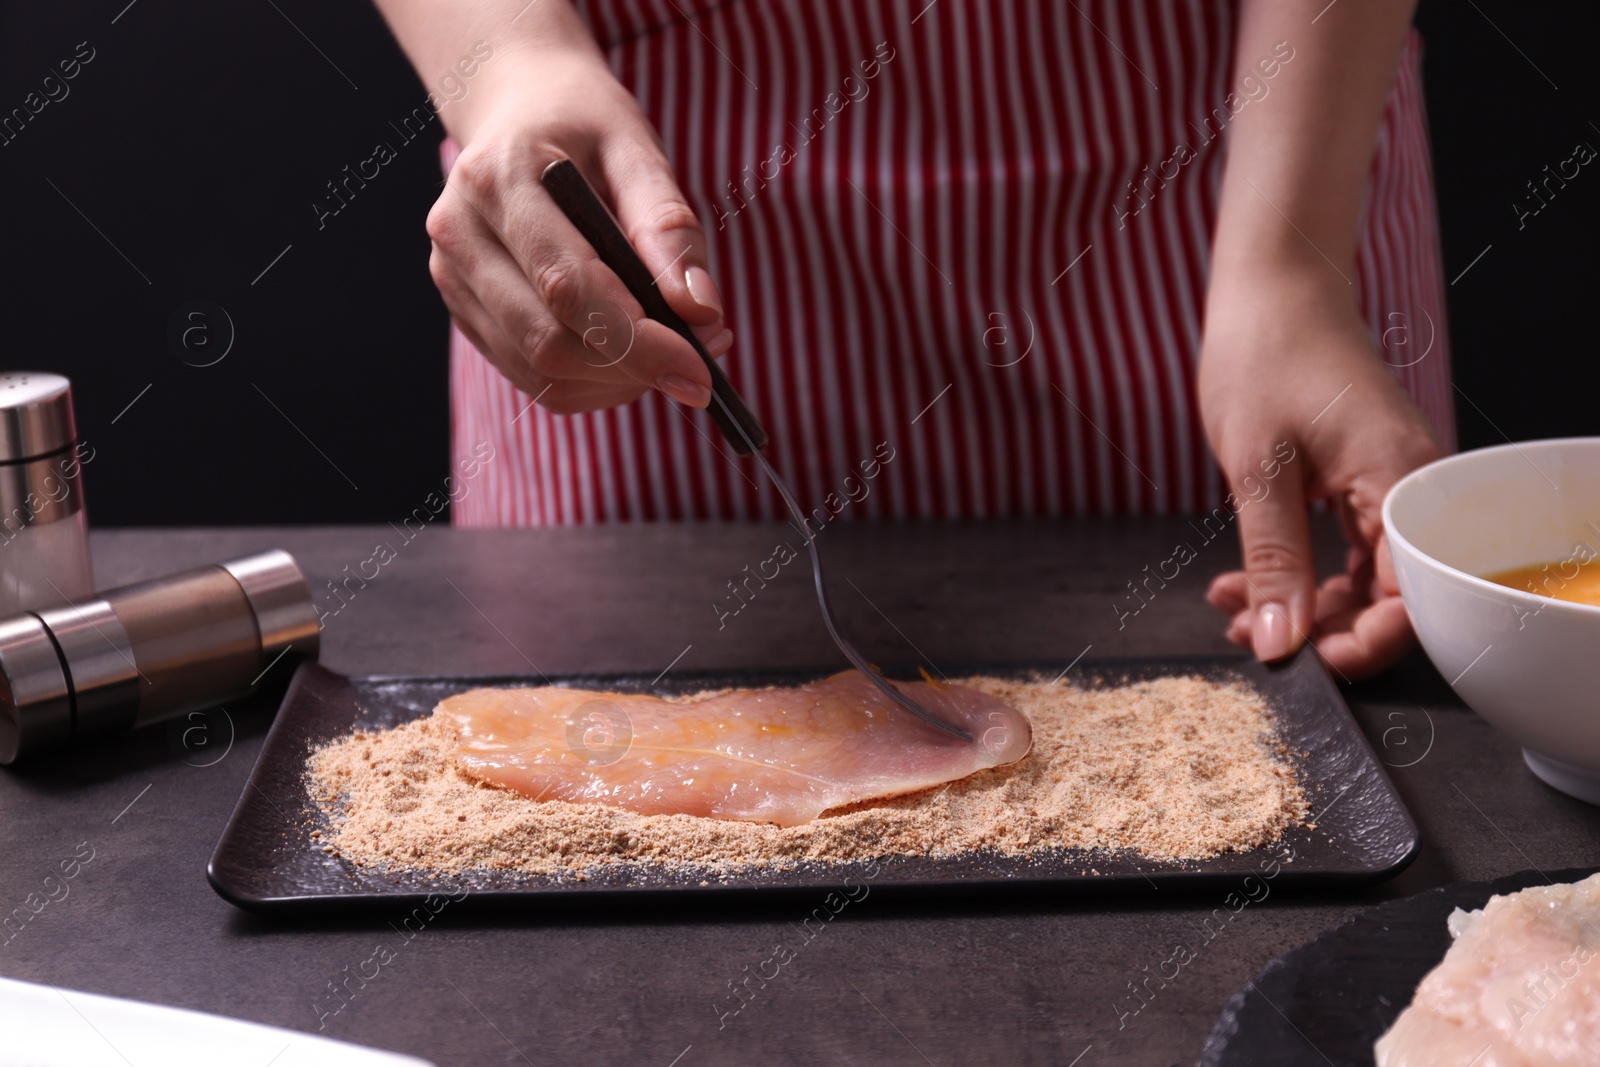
[1375,871,1600,1066]
[440,670,1031,826]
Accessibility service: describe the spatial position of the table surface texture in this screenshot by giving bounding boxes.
[2,521,1594,1067]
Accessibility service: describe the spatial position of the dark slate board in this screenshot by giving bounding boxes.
[1199,865,1600,1066]
[207,650,1418,913]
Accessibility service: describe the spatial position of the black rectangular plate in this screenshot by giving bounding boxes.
[207,651,1418,913]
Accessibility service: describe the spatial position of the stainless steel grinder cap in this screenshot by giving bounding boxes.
[0,549,320,764]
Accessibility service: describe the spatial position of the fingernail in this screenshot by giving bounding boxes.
[656,374,711,408]
[1252,602,1298,662]
[684,266,722,316]
[705,328,735,357]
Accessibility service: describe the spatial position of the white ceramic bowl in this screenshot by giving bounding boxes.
[1384,437,1600,804]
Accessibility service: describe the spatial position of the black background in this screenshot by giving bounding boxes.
[1,0,1593,527]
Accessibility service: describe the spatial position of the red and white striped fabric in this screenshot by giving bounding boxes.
[445,0,1454,526]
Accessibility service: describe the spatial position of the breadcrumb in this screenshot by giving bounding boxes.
[306,675,1306,876]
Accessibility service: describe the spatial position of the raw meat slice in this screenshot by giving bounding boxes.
[440,670,1031,826]
[1375,871,1600,1066]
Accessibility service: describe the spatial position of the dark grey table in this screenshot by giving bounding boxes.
[3,522,1596,1066]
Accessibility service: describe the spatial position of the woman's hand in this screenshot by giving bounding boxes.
[1198,270,1441,680]
[424,19,731,414]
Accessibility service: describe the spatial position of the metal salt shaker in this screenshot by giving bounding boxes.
[0,372,94,615]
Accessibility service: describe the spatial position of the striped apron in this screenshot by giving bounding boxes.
[445,0,1454,525]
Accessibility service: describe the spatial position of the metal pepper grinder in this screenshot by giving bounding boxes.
[0,372,95,615]
[0,550,321,764]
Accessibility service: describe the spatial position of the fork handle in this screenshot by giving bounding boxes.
[540,159,768,455]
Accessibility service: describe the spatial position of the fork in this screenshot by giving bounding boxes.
[540,159,972,741]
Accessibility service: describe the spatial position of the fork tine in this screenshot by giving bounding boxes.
[745,447,973,741]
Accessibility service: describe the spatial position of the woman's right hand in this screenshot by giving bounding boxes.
[425,23,731,415]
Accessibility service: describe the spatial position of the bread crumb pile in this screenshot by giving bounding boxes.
[306,675,1307,877]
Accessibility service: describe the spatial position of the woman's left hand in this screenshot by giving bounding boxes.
[1197,269,1442,680]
